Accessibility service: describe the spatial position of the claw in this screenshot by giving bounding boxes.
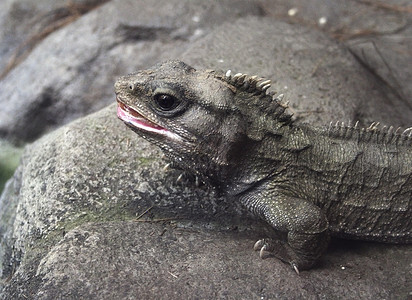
[254,239,265,251]
[176,173,184,183]
[259,245,272,259]
[254,238,302,273]
[291,262,300,275]
[254,239,272,259]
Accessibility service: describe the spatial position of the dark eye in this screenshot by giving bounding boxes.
[154,94,179,111]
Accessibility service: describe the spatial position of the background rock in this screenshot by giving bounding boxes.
[0,0,262,143]
[0,0,110,73]
[0,141,22,194]
[259,0,412,108]
[0,0,411,144]
[182,16,412,127]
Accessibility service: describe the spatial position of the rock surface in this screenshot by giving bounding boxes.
[0,0,411,299]
[0,0,262,143]
[1,0,411,144]
[182,16,412,128]
[259,0,412,109]
[1,104,410,299]
[0,141,22,194]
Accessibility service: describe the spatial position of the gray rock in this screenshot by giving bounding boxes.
[0,140,22,194]
[2,0,411,145]
[0,0,262,143]
[0,0,99,72]
[347,27,412,107]
[0,104,410,299]
[259,0,412,121]
[182,16,412,128]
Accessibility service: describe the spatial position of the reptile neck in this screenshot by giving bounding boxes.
[220,123,300,197]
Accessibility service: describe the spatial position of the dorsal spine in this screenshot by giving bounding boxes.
[218,67,411,147]
[327,122,412,146]
[219,70,293,125]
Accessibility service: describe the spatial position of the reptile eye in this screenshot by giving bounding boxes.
[154,94,179,111]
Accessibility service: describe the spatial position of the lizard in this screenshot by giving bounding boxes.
[114,60,412,272]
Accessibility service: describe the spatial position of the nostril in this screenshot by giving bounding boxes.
[129,83,134,91]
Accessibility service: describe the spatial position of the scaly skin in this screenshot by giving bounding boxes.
[114,60,412,272]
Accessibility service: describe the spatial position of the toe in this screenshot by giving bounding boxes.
[253,239,265,251]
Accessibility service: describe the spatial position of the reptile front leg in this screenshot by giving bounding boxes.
[240,190,330,272]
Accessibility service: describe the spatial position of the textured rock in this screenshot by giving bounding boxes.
[182,16,412,128]
[259,0,412,122]
[0,0,109,72]
[347,27,412,107]
[1,0,411,144]
[0,104,410,299]
[0,141,22,194]
[0,0,262,143]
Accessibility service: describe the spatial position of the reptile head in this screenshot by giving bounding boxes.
[115,60,291,184]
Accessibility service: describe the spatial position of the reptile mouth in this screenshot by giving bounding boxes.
[116,98,181,140]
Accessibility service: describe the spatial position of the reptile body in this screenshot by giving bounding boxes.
[115,61,412,271]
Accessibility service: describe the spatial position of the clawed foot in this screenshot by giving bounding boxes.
[253,239,274,259]
[254,238,300,274]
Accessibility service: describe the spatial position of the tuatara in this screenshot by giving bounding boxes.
[115,60,412,272]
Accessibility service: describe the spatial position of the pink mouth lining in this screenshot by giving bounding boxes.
[116,98,181,141]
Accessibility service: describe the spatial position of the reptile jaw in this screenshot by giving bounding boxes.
[116,98,182,141]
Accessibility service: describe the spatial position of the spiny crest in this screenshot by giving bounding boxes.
[224,70,272,95]
[217,69,293,124]
[328,121,412,146]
